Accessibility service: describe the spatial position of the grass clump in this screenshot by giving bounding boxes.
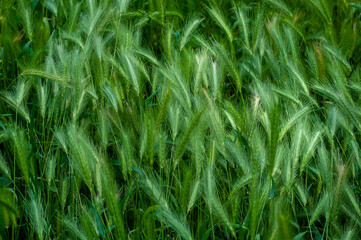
[1,0,361,239]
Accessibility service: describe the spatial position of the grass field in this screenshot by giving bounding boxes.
[1,0,361,239]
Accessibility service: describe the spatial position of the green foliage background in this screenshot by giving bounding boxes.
[1,0,361,239]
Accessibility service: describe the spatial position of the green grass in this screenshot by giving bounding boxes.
[1,0,361,239]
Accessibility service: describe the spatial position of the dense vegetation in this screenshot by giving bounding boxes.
[1,0,361,239]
